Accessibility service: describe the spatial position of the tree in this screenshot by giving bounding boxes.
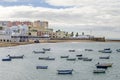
[65,32,68,36]
[70,32,74,37]
[75,32,79,37]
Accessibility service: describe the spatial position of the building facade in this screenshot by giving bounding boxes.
[0,25,29,42]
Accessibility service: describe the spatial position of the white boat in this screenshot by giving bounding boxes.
[93,69,106,73]
[57,69,73,74]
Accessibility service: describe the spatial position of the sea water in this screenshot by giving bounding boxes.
[0,42,120,80]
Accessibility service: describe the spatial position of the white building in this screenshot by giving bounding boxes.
[0,25,29,42]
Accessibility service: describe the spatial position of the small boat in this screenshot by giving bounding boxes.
[2,58,11,61]
[99,56,110,59]
[67,58,76,61]
[96,63,113,69]
[36,66,48,69]
[33,51,45,54]
[78,57,86,60]
[98,48,112,53]
[85,49,93,51]
[98,63,113,67]
[45,57,55,60]
[57,69,73,74]
[116,49,120,52]
[78,57,83,60]
[69,50,75,52]
[93,69,106,73]
[42,48,51,51]
[76,54,82,57]
[60,56,69,58]
[8,55,24,59]
[96,65,108,69]
[38,57,49,60]
[83,58,92,61]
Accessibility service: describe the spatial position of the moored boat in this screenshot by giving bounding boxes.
[85,49,93,51]
[8,55,24,59]
[33,51,45,54]
[2,58,11,61]
[57,69,73,74]
[76,54,82,57]
[69,50,75,52]
[78,57,83,60]
[98,48,112,53]
[116,49,120,52]
[98,63,113,67]
[66,58,76,61]
[99,56,110,59]
[38,57,49,60]
[36,66,48,69]
[60,56,69,58]
[42,48,51,51]
[93,69,106,73]
[83,58,92,61]
[96,65,108,69]
[45,57,55,60]
[96,63,113,69]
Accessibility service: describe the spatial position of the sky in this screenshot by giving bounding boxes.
[0,0,120,39]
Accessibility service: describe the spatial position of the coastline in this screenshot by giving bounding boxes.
[0,39,120,47]
[0,42,34,47]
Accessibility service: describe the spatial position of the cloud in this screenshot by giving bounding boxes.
[0,0,120,39]
[44,0,120,7]
[0,5,119,26]
[0,0,18,2]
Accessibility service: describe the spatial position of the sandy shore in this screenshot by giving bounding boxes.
[0,42,34,47]
[40,39,96,43]
[0,39,119,47]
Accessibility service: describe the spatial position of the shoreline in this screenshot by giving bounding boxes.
[0,39,120,47]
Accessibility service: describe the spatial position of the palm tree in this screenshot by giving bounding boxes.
[75,32,79,37]
[70,32,74,37]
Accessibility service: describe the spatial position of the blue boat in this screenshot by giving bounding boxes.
[57,69,73,74]
[96,65,108,69]
[2,58,11,61]
[36,66,48,69]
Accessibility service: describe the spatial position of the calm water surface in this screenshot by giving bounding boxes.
[0,42,120,80]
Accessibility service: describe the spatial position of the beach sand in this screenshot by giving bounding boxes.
[0,42,34,47]
[0,39,119,47]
